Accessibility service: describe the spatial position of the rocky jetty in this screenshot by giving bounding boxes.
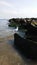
[9,18,37,35]
[8,18,37,28]
[11,18,37,59]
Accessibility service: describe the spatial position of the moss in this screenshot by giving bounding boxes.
[8,23,17,28]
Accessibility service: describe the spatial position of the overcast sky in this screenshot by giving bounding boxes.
[0,0,37,19]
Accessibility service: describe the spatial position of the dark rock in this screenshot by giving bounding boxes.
[14,33,37,59]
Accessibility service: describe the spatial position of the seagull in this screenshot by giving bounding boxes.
[15,27,18,31]
[13,27,18,33]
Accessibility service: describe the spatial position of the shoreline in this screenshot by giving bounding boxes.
[0,34,25,65]
[0,34,14,41]
[0,34,37,65]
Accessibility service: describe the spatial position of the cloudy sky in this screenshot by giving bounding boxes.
[0,0,37,19]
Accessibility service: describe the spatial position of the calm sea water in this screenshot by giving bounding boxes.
[0,19,16,37]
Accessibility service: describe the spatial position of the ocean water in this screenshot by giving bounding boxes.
[0,19,17,37]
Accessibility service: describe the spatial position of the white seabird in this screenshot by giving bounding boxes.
[13,27,18,33]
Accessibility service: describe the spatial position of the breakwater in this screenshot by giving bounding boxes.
[14,33,37,59]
